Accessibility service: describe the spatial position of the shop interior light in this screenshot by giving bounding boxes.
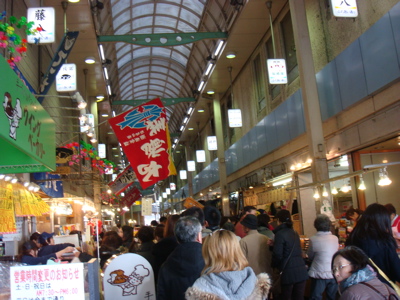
[331,186,338,195]
[358,175,366,190]
[341,181,350,193]
[90,137,97,143]
[0,174,4,180]
[378,167,392,186]
[207,90,215,95]
[313,187,320,199]
[4,175,12,181]
[322,185,329,197]
[11,177,18,184]
[107,189,112,194]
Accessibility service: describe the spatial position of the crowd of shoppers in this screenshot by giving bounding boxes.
[17,201,400,299]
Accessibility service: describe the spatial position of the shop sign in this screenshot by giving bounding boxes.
[103,253,155,299]
[196,150,206,163]
[141,197,153,216]
[2,217,23,241]
[207,136,217,151]
[228,109,242,128]
[0,181,16,234]
[108,98,177,189]
[187,160,195,172]
[37,31,79,104]
[121,185,142,209]
[109,165,135,195]
[98,143,106,158]
[56,63,77,92]
[27,7,55,44]
[33,172,64,198]
[0,56,55,173]
[267,59,288,84]
[11,263,84,300]
[331,0,358,18]
[179,170,187,180]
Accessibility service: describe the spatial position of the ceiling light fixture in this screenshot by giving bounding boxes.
[313,188,320,199]
[68,0,80,2]
[85,56,95,64]
[96,94,105,101]
[98,44,105,61]
[214,40,224,56]
[204,62,214,76]
[226,51,236,59]
[207,90,215,95]
[101,113,109,117]
[378,167,392,186]
[198,108,205,113]
[197,80,205,92]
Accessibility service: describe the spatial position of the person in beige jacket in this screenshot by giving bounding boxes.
[239,214,273,275]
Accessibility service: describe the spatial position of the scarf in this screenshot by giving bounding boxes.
[340,265,377,292]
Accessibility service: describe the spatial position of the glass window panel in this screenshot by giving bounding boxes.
[152,48,172,57]
[281,13,298,82]
[154,16,178,28]
[180,9,199,26]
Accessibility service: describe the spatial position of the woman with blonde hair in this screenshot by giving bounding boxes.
[185,229,271,299]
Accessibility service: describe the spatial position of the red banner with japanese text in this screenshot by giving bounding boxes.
[108,98,176,189]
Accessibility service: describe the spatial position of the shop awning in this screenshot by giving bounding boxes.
[0,56,55,174]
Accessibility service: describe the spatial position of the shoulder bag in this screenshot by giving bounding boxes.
[369,258,400,297]
[360,282,399,300]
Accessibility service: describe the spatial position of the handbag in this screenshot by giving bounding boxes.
[360,282,399,300]
[369,258,400,296]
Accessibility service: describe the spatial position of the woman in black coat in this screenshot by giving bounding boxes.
[271,209,308,300]
[346,203,400,285]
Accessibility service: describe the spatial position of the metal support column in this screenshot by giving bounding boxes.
[213,95,230,216]
[289,0,331,212]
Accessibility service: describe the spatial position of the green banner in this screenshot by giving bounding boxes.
[0,56,55,173]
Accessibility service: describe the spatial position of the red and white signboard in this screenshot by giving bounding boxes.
[108,98,176,189]
[11,263,84,300]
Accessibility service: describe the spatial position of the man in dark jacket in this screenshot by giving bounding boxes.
[157,216,204,300]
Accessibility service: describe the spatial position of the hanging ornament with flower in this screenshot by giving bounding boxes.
[0,12,38,67]
[61,141,118,174]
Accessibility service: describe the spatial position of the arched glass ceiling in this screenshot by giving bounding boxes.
[109,0,206,124]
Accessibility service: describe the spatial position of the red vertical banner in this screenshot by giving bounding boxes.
[108,98,177,189]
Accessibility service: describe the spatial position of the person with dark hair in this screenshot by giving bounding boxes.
[385,203,400,247]
[150,220,159,227]
[157,216,204,300]
[345,206,363,226]
[152,215,180,279]
[332,246,398,299]
[19,240,76,265]
[121,225,134,249]
[159,216,167,225]
[271,209,308,300]
[154,224,165,242]
[30,232,75,257]
[257,213,275,240]
[203,205,221,232]
[307,214,339,300]
[135,226,156,275]
[346,203,400,285]
[99,230,124,269]
[235,205,257,238]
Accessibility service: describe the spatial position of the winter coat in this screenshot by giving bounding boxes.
[38,243,75,257]
[307,231,339,279]
[257,226,275,240]
[157,241,204,300]
[271,223,308,285]
[136,241,156,279]
[152,235,179,275]
[240,230,272,275]
[21,253,57,265]
[346,237,400,284]
[185,267,271,300]
[340,277,398,300]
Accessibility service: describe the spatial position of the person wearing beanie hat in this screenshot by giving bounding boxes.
[239,214,273,276]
